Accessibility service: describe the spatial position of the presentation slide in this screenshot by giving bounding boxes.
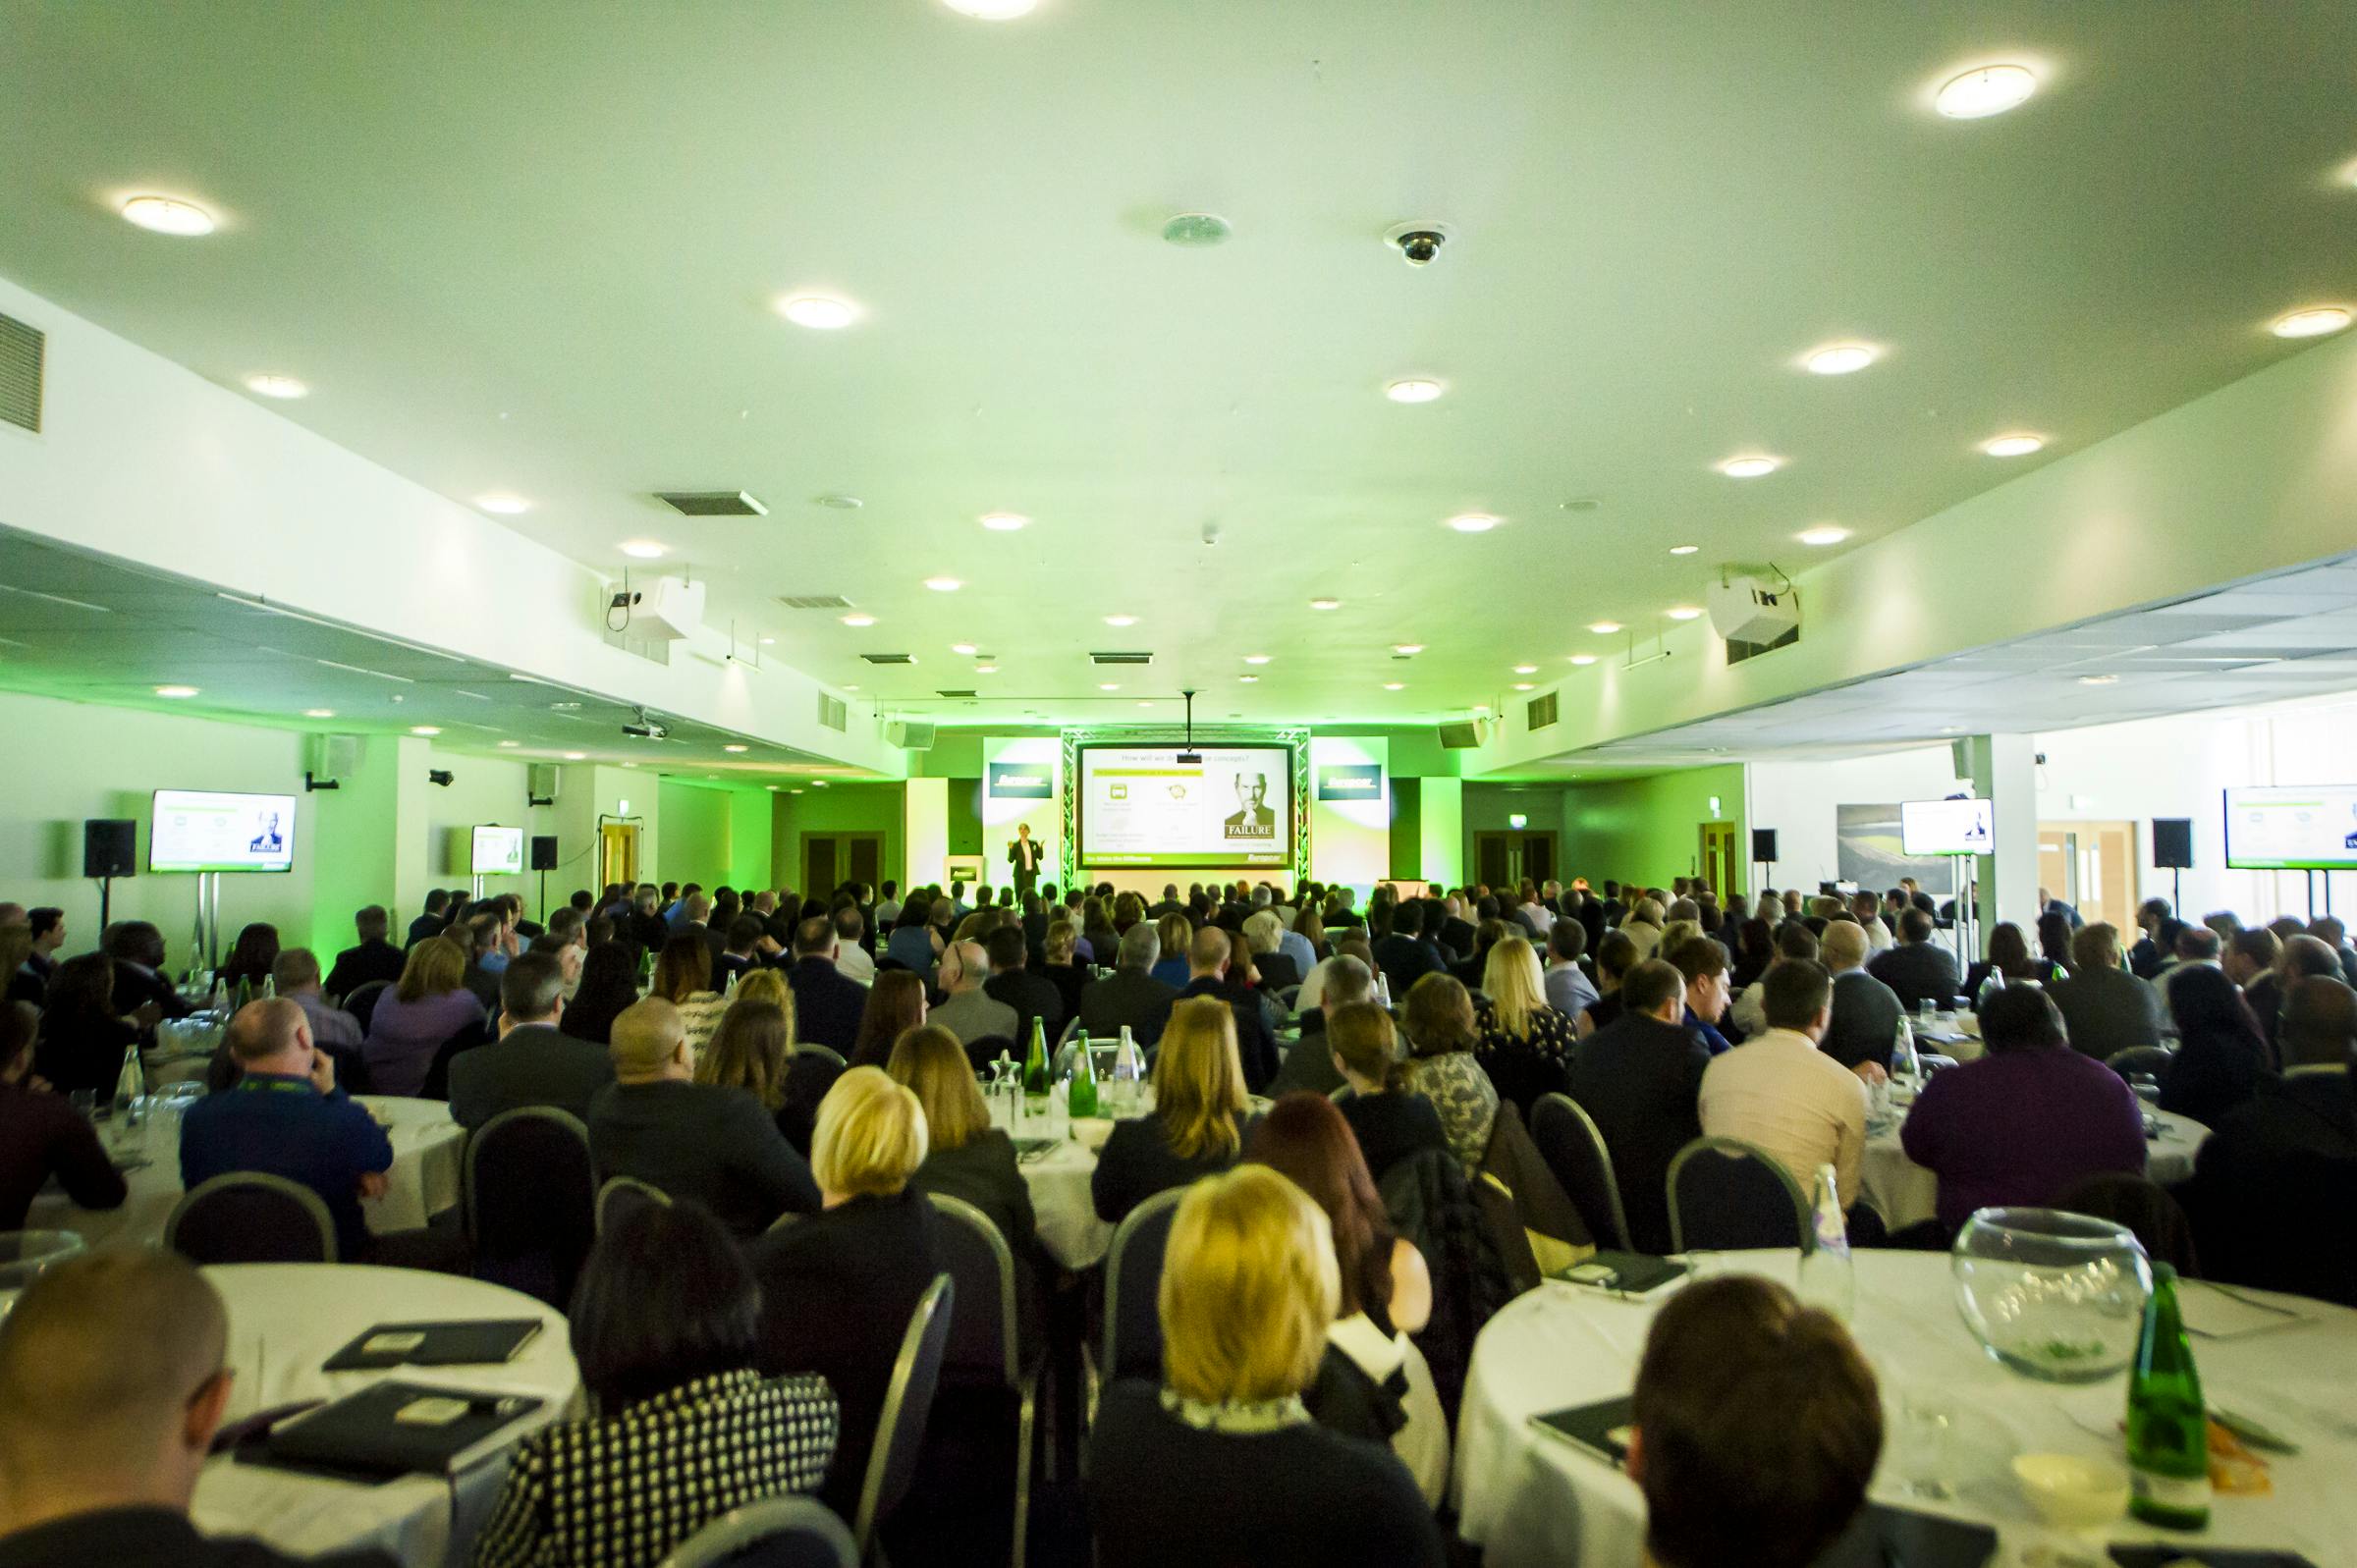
[149,789,297,874]
[2224,784,2357,871]
[1077,744,1293,868]
[1899,797,1995,857]
[472,825,526,876]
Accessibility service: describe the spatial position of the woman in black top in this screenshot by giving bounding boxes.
[1039,922,1091,1025]
[2161,964,2274,1128]
[1325,1002,1450,1184]
[32,952,146,1097]
[1964,921,2066,1001]
[1728,917,1777,994]
[560,943,641,1047]
[213,922,280,994]
[1092,997,1252,1223]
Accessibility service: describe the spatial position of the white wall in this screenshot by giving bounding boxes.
[1747,748,1963,892]
[418,746,561,903]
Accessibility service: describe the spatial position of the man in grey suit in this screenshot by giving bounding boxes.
[1076,923,1179,1043]
[1866,907,1962,1015]
[2048,922,2164,1062]
[448,952,615,1129]
[1821,919,1903,1071]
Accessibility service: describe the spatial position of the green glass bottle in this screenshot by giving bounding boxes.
[2125,1263,2211,1531]
[1067,1030,1099,1118]
[1022,1018,1051,1112]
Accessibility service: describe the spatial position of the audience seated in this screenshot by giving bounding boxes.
[214,922,281,995]
[1172,928,1280,1089]
[1541,919,1598,1019]
[362,938,486,1098]
[2048,921,2165,1061]
[1900,987,2147,1237]
[846,968,926,1071]
[1667,936,1735,1055]
[768,918,865,1066]
[0,1250,396,1568]
[982,924,1065,1046]
[1619,897,1668,961]
[1963,921,2064,1001]
[1398,974,1499,1173]
[473,1201,839,1568]
[1628,1274,1881,1568]
[0,999,124,1229]
[1296,931,1374,1016]
[1093,997,1252,1223]
[1562,958,1708,1255]
[1471,936,1577,1113]
[102,921,192,1024]
[319,905,406,1001]
[586,998,819,1238]
[1818,920,1902,1071]
[2161,963,2275,1127]
[1575,930,1640,1040]
[1865,907,1961,1014]
[748,1066,943,1515]
[1037,920,1090,1023]
[31,951,152,1097]
[405,890,452,948]
[441,951,611,1129]
[929,938,1019,1062]
[1087,1165,1445,1568]
[1328,1002,1451,1184]
[647,934,728,1058]
[1269,955,1373,1098]
[1370,899,1447,1000]
[557,943,640,1049]
[1699,960,1869,1212]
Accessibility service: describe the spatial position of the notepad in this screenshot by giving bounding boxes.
[1814,1506,1999,1568]
[1528,1396,1634,1466]
[1546,1251,1689,1297]
[2178,1281,2318,1341]
[265,1380,544,1477]
[321,1319,544,1371]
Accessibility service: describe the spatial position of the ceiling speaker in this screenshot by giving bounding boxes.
[886,720,936,751]
[1705,575,1800,643]
[1437,721,1482,750]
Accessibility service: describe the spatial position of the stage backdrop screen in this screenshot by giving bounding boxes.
[1898,797,1995,857]
[2224,784,2357,871]
[1077,744,1293,869]
[472,825,526,876]
[149,789,297,874]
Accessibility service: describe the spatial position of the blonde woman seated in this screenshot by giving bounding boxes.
[1473,935,1578,1113]
[749,1066,945,1514]
[1091,996,1250,1224]
[1085,1166,1445,1568]
[1620,896,1669,960]
[1398,974,1500,1173]
[648,935,728,1056]
[473,1201,838,1568]
[887,1023,1040,1270]
[1151,912,1194,990]
[697,998,796,1143]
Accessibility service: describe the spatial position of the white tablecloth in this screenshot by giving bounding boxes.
[193,1264,580,1567]
[988,1094,1120,1272]
[29,1095,465,1249]
[1454,1250,2357,1568]
[1860,1107,2211,1231]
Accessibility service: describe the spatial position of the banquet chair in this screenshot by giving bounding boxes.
[341,979,393,1037]
[659,1494,856,1568]
[419,1018,492,1101]
[794,1044,850,1069]
[1530,1093,1631,1253]
[166,1173,337,1264]
[2104,1046,2176,1084]
[2057,1172,2201,1276]
[595,1174,672,1236]
[925,1194,1043,1568]
[1100,1185,1188,1384]
[466,1107,595,1309]
[1667,1137,1814,1255]
[853,1273,955,1566]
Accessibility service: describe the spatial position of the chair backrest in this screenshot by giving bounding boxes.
[852,1273,955,1557]
[792,1044,849,1069]
[595,1174,672,1235]
[420,1017,492,1101]
[1101,1184,1188,1382]
[658,1494,857,1568]
[925,1193,1019,1385]
[166,1173,337,1264]
[2104,1046,2176,1083]
[1530,1093,1630,1253]
[466,1108,596,1307]
[1666,1137,1814,1255]
[343,979,393,1035]
[2057,1172,2201,1276]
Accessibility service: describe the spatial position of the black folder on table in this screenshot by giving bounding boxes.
[322,1319,544,1372]
[1528,1395,1634,1465]
[1545,1251,1690,1296]
[264,1379,544,1478]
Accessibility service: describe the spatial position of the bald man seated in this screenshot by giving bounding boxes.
[0,1250,395,1566]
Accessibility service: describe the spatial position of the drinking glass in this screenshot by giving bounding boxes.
[1889,1388,1957,1500]
[1952,1209,2151,1382]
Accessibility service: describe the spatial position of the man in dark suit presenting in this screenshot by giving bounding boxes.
[1008,822,1043,900]
[1224,773,1275,839]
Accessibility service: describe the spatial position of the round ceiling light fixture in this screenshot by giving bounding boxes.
[246,374,308,399]
[1588,621,1622,635]
[1935,64,2038,120]
[2272,305,2352,339]
[1568,654,1599,666]
[120,194,215,235]
[1309,598,1341,611]
[942,0,1037,16]
[1386,378,1445,404]
[1102,614,1137,626]
[410,725,442,736]
[154,684,199,698]
[1394,644,1424,655]
[304,708,336,718]
[724,744,749,753]
[980,511,1028,531]
[1666,606,1705,621]
[1447,513,1501,533]
[475,494,531,514]
[1981,432,2046,458]
[1239,675,1259,683]
[1383,682,1406,691]
[840,613,876,627]
[1669,544,1699,556]
[923,576,962,592]
[951,643,977,656]
[1720,455,1781,479]
[777,295,858,329]
[1243,654,1272,665]
[1513,664,1538,675]
[619,540,667,559]
[1804,344,1877,375]
[1797,524,1850,546]
[1161,212,1233,246]
[814,494,863,511]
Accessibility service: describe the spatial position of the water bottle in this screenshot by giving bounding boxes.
[1021,1019,1051,1114]
[1797,1162,1854,1323]
[114,1042,148,1128]
[1891,1017,1921,1088]
[1976,969,2007,1011]
[1377,972,1394,1009]
[2126,1264,2211,1530]
[1067,1030,1100,1118]
[724,967,739,997]
[1111,1026,1144,1113]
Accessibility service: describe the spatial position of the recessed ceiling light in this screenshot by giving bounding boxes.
[1666,606,1704,621]
[1098,682,1120,691]
[2077,674,2119,686]
[1513,682,1535,691]
[476,494,531,514]
[1935,64,2038,120]
[1239,675,1259,683]
[246,374,308,400]
[723,744,749,753]
[951,643,977,656]
[923,576,962,592]
[1669,544,1699,556]
[563,751,588,761]
[1803,344,1877,375]
[1160,212,1233,246]
[1136,701,1154,708]
[1588,622,1622,635]
[1797,525,1850,546]
[620,540,667,559]
[1720,456,1781,479]
[843,683,860,691]
[411,725,441,735]
[759,636,775,645]
[2272,305,2352,339]
[1394,644,1424,655]
[497,739,519,747]
[841,613,876,627]
[1383,682,1406,691]
[1103,614,1137,626]
[1386,379,1445,404]
[1513,664,1538,675]
[980,512,1029,531]
[120,195,214,236]
[622,760,638,767]
[778,295,858,329]
[1447,513,1501,533]
[153,684,198,698]
[1309,598,1342,611]
[974,665,997,675]
[815,494,864,511]
[303,708,336,718]
[1569,654,1599,666]
[1243,654,1272,665]
[1981,433,2046,458]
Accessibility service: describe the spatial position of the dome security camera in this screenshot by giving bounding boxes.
[1395,229,1445,266]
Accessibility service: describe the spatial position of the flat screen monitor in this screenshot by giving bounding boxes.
[471,825,526,876]
[1899,797,1995,857]
[1076,743,1294,869]
[149,789,297,874]
[2223,784,2357,871]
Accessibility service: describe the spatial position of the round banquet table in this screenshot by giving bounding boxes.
[1860,1106,2211,1232]
[28,1094,465,1250]
[1453,1250,2357,1568]
[987,1092,1120,1272]
[190,1264,581,1567]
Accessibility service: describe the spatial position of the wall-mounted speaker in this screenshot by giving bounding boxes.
[304,732,361,781]
[529,835,559,871]
[2152,818,2193,870]
[885,720,936,750]
[1437,721,1482,750]
[83,818,137,879]
[527,763,562,801]
[1751,828,1779,863]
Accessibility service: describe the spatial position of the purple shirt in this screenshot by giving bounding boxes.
[362,988,486,1097]
[1900,1046,2147,1231]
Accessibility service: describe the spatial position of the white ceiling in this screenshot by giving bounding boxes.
[3,3,2355,729]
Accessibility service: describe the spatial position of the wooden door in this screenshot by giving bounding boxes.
[599,823,638,889]
[805,837,839,899]
[2038,821,2137,929]
[1698,822,1737,900]
[848,836,883,891]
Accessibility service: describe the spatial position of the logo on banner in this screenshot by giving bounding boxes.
[987,763,1055,799]
[1318,765,1383,801]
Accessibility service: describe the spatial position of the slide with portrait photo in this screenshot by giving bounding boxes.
[1077,744,1293,868]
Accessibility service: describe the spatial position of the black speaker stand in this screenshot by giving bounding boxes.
[96,875,113,931]
[2169,868,2181,912]
[538,869,549,925]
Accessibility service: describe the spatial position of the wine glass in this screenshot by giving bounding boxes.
[1951,1208,2151,1383]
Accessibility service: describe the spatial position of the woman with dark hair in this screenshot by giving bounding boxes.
[472,1202,838,1568]
[32,952,149,1096]
[1248,1093,1447,1506]
[1964,921,2065,1002]
[1079,896,1121,968]
[1040,921,1091,1021]
[213,922,281,994]
[886,897,943,981]
[2035,910,2077,976]
[1728,917,1777,993]
[1398,974,1499,1172]
[361,937,484,1097]
[849,969,928,1070]
[649,935,726,1054]
[560,943,641,1047]
[2161,964,2274,1127]
[1328,1002,1450,1183]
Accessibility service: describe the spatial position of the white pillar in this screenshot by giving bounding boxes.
[1966,733,2041,948]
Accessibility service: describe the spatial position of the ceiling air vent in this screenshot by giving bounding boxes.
[1090,651,1154,666]
[656,490,768,516]
[1526,691,1559,730]
[860,652,914,665]
[936,688,977,699]
[0,312,42,434]
[817,693,848,731]
[778,594,852,611]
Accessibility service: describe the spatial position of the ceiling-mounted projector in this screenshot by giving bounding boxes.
[1177,750,1203,765]
[623,707,669,740]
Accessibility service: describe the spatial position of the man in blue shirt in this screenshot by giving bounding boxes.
[180,998,392,1261]
[1668,936,1735,1055]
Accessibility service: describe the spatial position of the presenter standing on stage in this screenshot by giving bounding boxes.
[1009,822,1042,899]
